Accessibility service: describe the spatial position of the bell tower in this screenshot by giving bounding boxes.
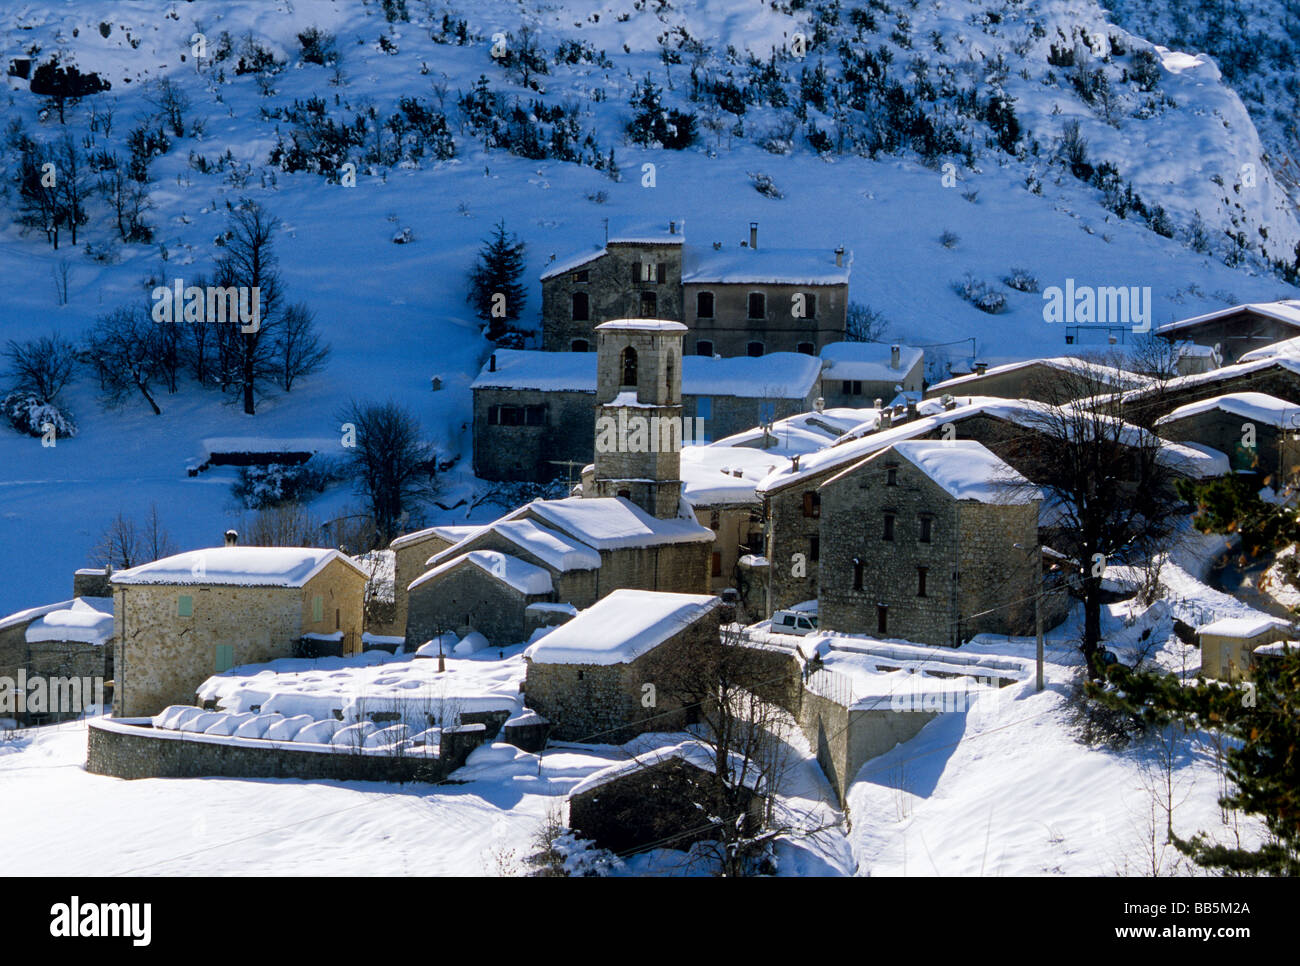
[586,319,687,518]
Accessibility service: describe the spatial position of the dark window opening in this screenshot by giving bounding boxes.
[883,513,895,541]
[853,558,864,591]
[571,338,589,352]
[640,291,658,316]
[711,552,723,577]
[656,262,667,283]
[917,567,928,598]
[748,292,766,320]
[572,270,589,284]
[876,605,888,635]
[886,464,898,486]
[802,292,818,318]
[488,404,546,427]
[620,347,638,388]
[617,488,632,499]
[802,492,821,518]
[571,292,590,321]
[842,380,863,395]
[747,341,764,358]
[797,341,815,355]
[810,536,820,561]
[697,292,715,318]
[696,340,714,357]
[919,516,932,543]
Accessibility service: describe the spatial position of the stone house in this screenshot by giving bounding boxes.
[1119,356,1300,426]
[540,219,686,352]
[111,539,368,717]
[540,219,851,357]
[566,740,765,856]
[925,356,1151,404]
[471,347,822,482]
[1155,301,1300,365]
[0,595,115,724]
[1197,615,1294,682]
[819,342,924,409]
[381,524,477,638]
[523,589,721,741]
[1155,392,1300,482]
[818,440,1043,646]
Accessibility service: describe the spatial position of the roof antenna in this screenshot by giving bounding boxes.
[603,217,609,245]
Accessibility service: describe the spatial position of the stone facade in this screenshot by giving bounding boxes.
[1122,361,1300,426]
[681,280,848,357]
[405,557,553,646]
[692,503,764,596]
[818,447,1040,646]
[1156,407,1300,482]
[1156,308,1300,365]
[524,612,719,742]
[113,557,366,718]
[541,240,685,351]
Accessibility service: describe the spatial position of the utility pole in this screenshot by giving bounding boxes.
[1035,547,1045,691]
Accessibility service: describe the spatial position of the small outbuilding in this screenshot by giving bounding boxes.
[1197,615,1294,681]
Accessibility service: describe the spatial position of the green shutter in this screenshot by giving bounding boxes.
[177,595,193,617]
[312,595,323,622]
[214,644,234,673]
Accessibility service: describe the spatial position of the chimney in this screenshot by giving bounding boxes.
[749,222,758,250]
[815,396,825,413]
[880,411,893,429]
[974,361,988,376]
[942,394,957,411]
[873,397,883,410]
[669,220,677,235]
[224,529,239,547]
[834,246,844,267]
[791,454,800,471]
[890,344,901,369]
[489,353,497,372]
[906,400,918,420]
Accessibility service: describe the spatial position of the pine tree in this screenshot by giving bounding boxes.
[466,219,526,342]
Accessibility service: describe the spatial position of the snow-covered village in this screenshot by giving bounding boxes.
[0,0,1297,908]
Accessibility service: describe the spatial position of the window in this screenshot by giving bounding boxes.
[177,595,193,618]
[577,670,585,681]
[488,404,547,427]
[711,551,723,577]
[853,558,864,591]
[747,341,764,358]
[919,515,932,544]
[620,347,638,387]
[572,270,589,284]
[842,380,863,396]
[876,605,888,635]
[571,338,589,352]
[696,396,712,420]
[802,491,821,518]
[709,509,720,530]
[697,292,715,318]
[696,340,714,357]
[886,464,898,486]
[335,608,340,630]
[617,488,632,499]
[801,292,818,318]
[917,566,928,598]
[312,595,324,623]
[656,262,667,283]
[214,644,235,673]
[640,291,658,316]
[748,292,766,320]
[797,342,815,355]
[571,292,589,321]
[810,535,820,561]
[883,513,895,541]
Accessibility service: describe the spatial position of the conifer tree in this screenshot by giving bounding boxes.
[466,219,526,342]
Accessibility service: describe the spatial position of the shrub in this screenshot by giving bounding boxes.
[3,390,76,438]
[940,229,959,248]
[1002,268,1039,292]
[231,457,343,509]
[749,171,783,198]
[954,274,1006,313]
[297,27,338,66]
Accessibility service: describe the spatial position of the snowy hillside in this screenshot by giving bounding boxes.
[1,0,1298,613]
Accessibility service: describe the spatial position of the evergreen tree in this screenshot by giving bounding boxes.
[466,219,526,342]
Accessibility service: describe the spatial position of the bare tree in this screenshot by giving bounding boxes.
[337,400,438,545]
[93,503,174,570]
[217,198,284,415]
[145,77,190,138]
[3,333,77,401]
[55,136,88,245]
[14,136,61,248]
[99,161,153,242]
[238,503,322,547]
[274,302,330,391]
[86,306,164,414]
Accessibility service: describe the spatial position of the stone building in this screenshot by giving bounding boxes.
[818,440,1042,646]
[0,595,115,724]
[818,342,924,409]
[1155,392,1300,482]
[381,524,477,638]
[111,538,367,717]
[523,589,720,741]
[471,347,822,482]
[1119,355,1300,426]
[540,219,851,356]
[1155,301,1300,365]
[925,356,1150,404]
[1196,615,1294,682]
[540,219,686,351]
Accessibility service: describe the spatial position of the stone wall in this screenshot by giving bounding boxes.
[73,569,113,598]
[405,561,547,647]
[765,484,826,613]
[1123,364,1300,426]
[1156,312,1300,365]
[819,359,923,410]
[1156,408,1294,480]
[472,387,596,482]
[681,281,848,356]
[86,718,487,782]
[542,242,685,351]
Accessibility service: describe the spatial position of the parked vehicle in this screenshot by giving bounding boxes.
[772,610,818,636]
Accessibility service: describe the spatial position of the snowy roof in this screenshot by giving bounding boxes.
[23,598,114,646]
[539,244,606,281]
[525,497,714,550]
[927,357,1151,395]
[390,524,479,551]
[524,590,719,665]
[410,550,553,596]
[1197,615,1292,638]
[427,517,601,572]
[539,221,685,280]
[472,349,820,398]
[820,342,923,382]
[1239,335,1300,363]
[1155,300,1300,335]
[825,440,1041,504]
[595,318,688,333]
[111,547,367,588]
[681,245,851,285]
[1156,392,1300,429]
[712,407,881,454]
[568,739,764,798]
[680,445,783,506]
[0,598,78,633]
[1254,641,1300,656]
[1121,355,1300,403]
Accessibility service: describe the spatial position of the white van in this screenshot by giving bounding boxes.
[772,610,818,636]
